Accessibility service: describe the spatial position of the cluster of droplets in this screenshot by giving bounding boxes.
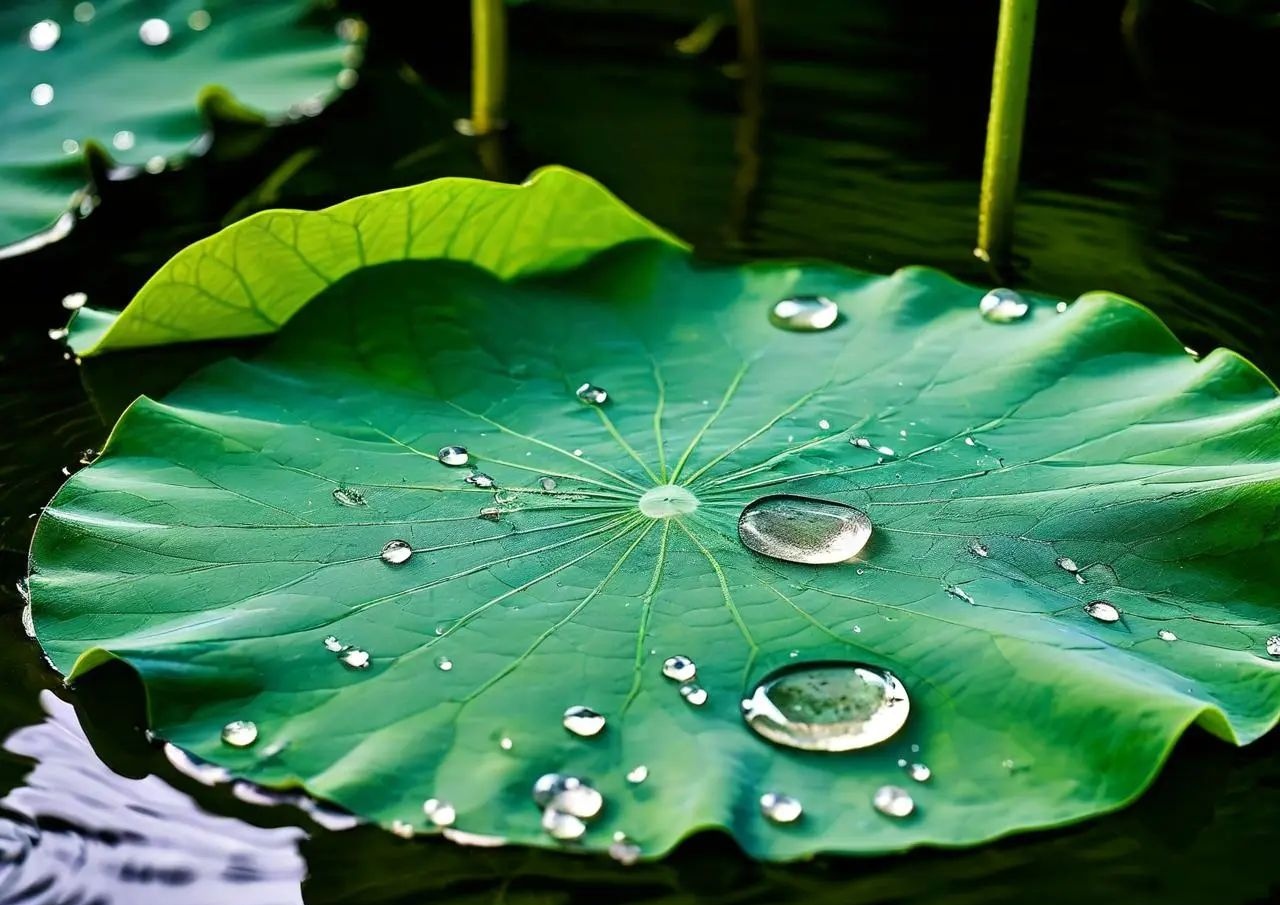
[533,774,604,842]
[324,634,371,670]
[662,654,706,706]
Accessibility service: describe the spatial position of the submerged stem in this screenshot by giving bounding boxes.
[470,0,507,136]
[975,0,1039,275]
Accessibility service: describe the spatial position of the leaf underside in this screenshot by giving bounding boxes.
[30,181,1280,861]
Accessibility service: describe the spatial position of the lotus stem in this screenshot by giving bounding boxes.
[470,0,507,136]
[975,0,1039,273]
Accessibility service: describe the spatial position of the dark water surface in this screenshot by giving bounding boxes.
[2,1,1279,902]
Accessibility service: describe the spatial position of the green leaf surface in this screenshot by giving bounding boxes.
[0,0,357,252]
[30,173,1280,861]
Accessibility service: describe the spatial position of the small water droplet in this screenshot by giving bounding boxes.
[61,139,79,153]
[30,83,54,106]
[188,9,212,30]
[478,506,502,521]
[872,785,915,818]
[609,836,642,865]
[1055,556,1079,574]
[466,472,495,489]
[907,762,931,782]
[340,648,370,669]
[945,585,975,605]
[1001,757,1016,771]
[500,736,513,750]
[61,291,87,310]
[391,820,415,838]
[738,495,872,565]
[73,3,95,24]
[47,327,68,341]
[539,476,557,491]
[769,296,838,331]
[742,663,910,751]
[626,765,648,784]
[423,798,457,827]
[818,419,830,430]
[139,18,172,45]
[1056,301,1069,313]
[1084,600,1121,623]
[323,635,344,652]
[563,705,606,737]
[437,445,469,466]
[573,449,584,457]
[542,807,586,840]
[1158,629,1178,642]
[435,655,454,672]
[332,487,365,507]
[759,791,803,824]
[112,130,135,150]
[28,20,61,51]
[679,683,708,706]
[1267,635,1280,658]
[852,625,862,633]
[380,540,412,565]
[662,655,696,682]
[978,288,1030,323]
[144,155,166,174]
[221,720,258,748]
[576,383,608,405]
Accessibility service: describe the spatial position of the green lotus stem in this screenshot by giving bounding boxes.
[976,0,1039,271]
[470,0,507,136]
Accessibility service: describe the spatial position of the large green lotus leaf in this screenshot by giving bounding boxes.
[0,0,357,252]
[29,175,1280,861]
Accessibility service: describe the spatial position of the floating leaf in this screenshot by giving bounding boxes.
[0,0,359,252]
[29,170,1280,860]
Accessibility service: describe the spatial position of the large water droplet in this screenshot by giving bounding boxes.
[638,484,698,519]
[539,476,557,491]
[112,130,135,150]
[576,383,608,405]
[1056,556,1080,574]
[978,288,1029,323]
[380,540,412,565]
[438,445,469,466]
[542,808,586,841]
[1267,635,1280,658]
[188,9,212,31]
[759,792,803,824]
[533,774,603,821]
[872,785,915,818]
[1158,629,1178,642]
[139,18,172,45]
[30,83,54,106]
[28,19,61,51]
[662,654,696,682]
[221,720,258,748]
[423,798,457,827]
[738,495,872,565]
[562,705,606,737]
[332,486,365,507]
[769,296,838,331]
[466,472,495,488]
[1084,600,1121,623]
[61,292,88,310]
[340,648,370,669]
[679,683,708,706]
[742,663,910,751]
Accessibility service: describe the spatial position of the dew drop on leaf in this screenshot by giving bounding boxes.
[575,383,608,405]
[220,720,258,748]
[380,540,412,564]
[1158,630,1178,642]
[138,17,172,46]
[978,288,1030,323]
[1084,600,1121,623]
[562,705,606,737]
[28,19,61,52]
[679,683,708,706]
[542,807,586,841]
[322,635,343,652]
[332,486,365,507]
[340,648,370,669]
[609,835,642,865]
[738,495,872,565]
[661,654,696,682]
[390,820,414,838]
[435,656,453,672]
[1267,635,1280,658]
[61,291,87,310]
[539,476,557,491]
[742,663,910,751]
[872,785,915,818]
[626,765,648,784]
[769,296,838,332]
[422,798,456,827]
[437,445,469,466]
[969,541,989,558]
[907,762,932,783]
[73,2,95,23]
[1055,556,1079,574]
[759,791,803,824]
[478,506,502,521]
[945,585,975,605]
[466,472,495,488]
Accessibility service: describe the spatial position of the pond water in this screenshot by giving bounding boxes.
[1,1,1278,902]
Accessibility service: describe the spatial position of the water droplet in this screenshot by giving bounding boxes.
[48,327,68,341]
[61,291,87,310]
[340,648,370,669]
[437,445,469,466]
[442,828,506,847]
[144,155,166,174]
[1055,556,1079,574]
[872,785,915,818]
[542,808,586,840]
[323,635,344,652]
[978,288,1030,323]
[852,625,862,634]
[969,541,989,558]
[759,792,803,824]
[188,9,212,31]
[573,449,584,457]
[28,20,61,51]
[639,484,699,519]
[1157,629,1178,642]
[945,585,975,605]
[61,139,79,154]
[332,487,365,507]
[662,655,696,682]
[818,419,831,430]
[1084,600,1121,623]
[563,705,606,737]
[539,476,557,491]
[738,495,872,564]
[742,663,910,751]
[1267,635,1280,658]
[30,83,54,106]
[221,720,258,748]
[576,383,608,405]
[498,736,514,750]
[466,472,495,489]
[435,656,453,672]
[112,130,135,150]
[769,296,838,331]
[21,604,35,639]
[73,3,96,24]
[626,765,648,784]
[1056,301,1069,314]
[478,506,502,521]
[390,820,415,838]
[423,798,457,827]
[679,683,708,706]
[609,836,642,865]
[907,762,931,782]
[139,18,172,45]
[850,437,895,457]
[380,540,412,565]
